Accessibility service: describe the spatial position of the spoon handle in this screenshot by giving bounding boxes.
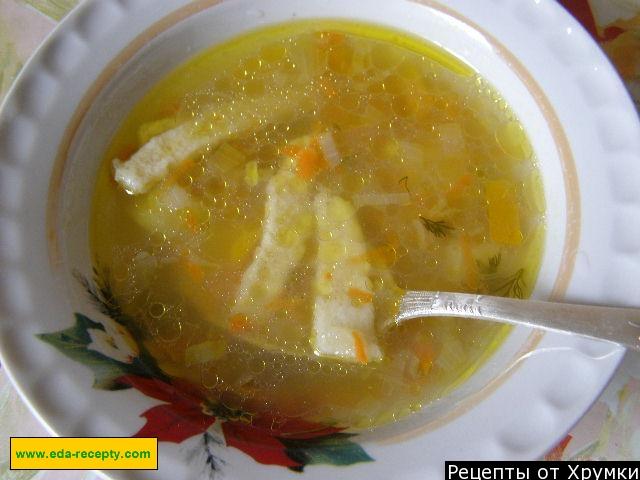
[395,291,640,351]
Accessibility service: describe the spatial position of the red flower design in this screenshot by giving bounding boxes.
[221,421,301,467]
[221,414,344,467]
[118,375,361,469]
[118,375,215,443]
[544,435,572,461]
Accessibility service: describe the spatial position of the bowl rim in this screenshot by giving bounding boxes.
[1,0,637,477]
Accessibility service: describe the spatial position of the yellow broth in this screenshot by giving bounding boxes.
[90,20,545,429]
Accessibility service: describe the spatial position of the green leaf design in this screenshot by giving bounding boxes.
[18,0,78,21]
[38,313,143,390]
[281,433,374,467]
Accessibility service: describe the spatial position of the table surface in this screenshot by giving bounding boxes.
[0,0,639,477]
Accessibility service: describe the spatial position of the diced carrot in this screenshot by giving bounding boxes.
[229,313,251,333]
[157,101,181,117]
[184,209,199,232]
[412,339,436,375]
[386,230,402,247]
[327,42,353,74]
[296,139,327,180]
[266,296,301,312]
[317,31,346,49]
[317,75,338,99]
[325,31,346,46]
[167,158,196,185]
[352,331,368,364]
[184,260,205,283]
[311,121,326,135]
[350,244,396,267]
[447,173,474,201]
[282,144,303,157]
[324,271,333,281]
[348,287,374,305]
[460,234,479,291]
[116,143,138,162]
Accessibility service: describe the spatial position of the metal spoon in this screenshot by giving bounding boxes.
[386,291,640,351]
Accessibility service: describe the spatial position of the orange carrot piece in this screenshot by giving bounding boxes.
[447,173,474,201]
[116,143,138,162]
[167,157,195,185]
[229,313,250,333]
[317,75,338,99]
[323,271,333,281]
[184,260,205,283]
[158,101,181,117]
[412,340,436,375]
[317,31,346,48]
[296,139,327,180]
[348,287,374,305]
[352,331,368,364]
[325,31,346,46]
[350,244,396,267]
[266,296,301,312]
[282,144,303,157]
[184,210,199,232]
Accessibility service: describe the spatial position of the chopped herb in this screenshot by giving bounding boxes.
[419,216,454,238]
[398,176,411,195]
[491,268,525,299]
[478,252,502,274]
[489,253,502,272]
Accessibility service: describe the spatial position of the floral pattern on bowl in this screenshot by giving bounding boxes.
[37,272,373,474]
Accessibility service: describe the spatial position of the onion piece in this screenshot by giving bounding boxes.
[436,122,465,154]
[318,131,341,168]
[353,192,411,208]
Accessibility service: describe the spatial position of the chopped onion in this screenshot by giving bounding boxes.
[436,123,465,154]
[210,142,246,173]
[353,192,411,208]
[413,218,428,249]
[244,160,259,187]
[398,141,423,165]
[158,184,191,211]
[318,131,342,168]
[184,339,227,366]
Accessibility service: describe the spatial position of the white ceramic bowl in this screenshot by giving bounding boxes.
[1,0,639,479]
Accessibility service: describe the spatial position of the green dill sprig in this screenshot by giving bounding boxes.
[478,253,502,275]
[491,268,525,299]
[398,176,411,195]
[488,253,502,273]
[419,216,454,238]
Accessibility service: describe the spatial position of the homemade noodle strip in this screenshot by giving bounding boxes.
[312,192,383,363]
[113,95,311,194]
[234,168,313,315]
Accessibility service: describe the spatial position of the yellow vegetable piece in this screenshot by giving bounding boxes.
[137,117,179,145]
[495,121,532,160]
[485,180,523,246]
[244,160,259,187]
[184,339,227,366]
[212,143,246,173]
[327,42,354,75]
[229,227,259,262]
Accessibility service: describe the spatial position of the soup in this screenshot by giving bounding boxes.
[90,20,545,429]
